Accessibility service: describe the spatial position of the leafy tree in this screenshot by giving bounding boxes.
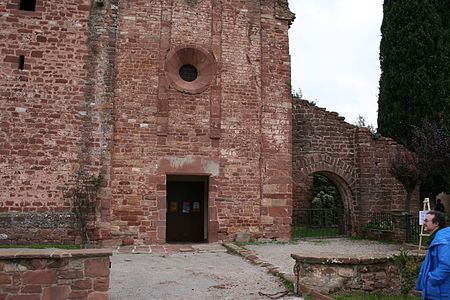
[380,0,450,200]
[412,120,450,196]
[378,0,450,146]
[389,120,450,211]
[389,150,426,212]
[310,174,341,209]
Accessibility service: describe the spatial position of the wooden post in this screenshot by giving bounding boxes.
[418,198,431,251]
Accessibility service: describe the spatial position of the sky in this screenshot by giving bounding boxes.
[288,0,384,127]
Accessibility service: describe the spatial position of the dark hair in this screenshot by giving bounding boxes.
[427,210,447,228]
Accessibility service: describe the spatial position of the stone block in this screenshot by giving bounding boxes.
[23,270,57,284]
[72,278,93,290]
[58,270,83,279]
[21,285,42,293]
[0,272,11,285]
[94,277,110,291]
[8,295,40,300]
[235,232,251,243]
[84,258,110,278]
[260,215,274,225]
[87,292,109,300]
[68,290,90,299]
[337,267,355,278]
[42,286,71,300]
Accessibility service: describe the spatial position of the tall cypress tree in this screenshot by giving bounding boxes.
[378,0,450,147]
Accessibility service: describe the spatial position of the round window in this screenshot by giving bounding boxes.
[179,64,198,82]
[165,45,216,94]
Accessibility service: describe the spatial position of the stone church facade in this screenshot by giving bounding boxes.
[0,0,415,245]
[1,0,295,245]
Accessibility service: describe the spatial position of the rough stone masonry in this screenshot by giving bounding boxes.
[0,0,414,246]
[1,0,294,245]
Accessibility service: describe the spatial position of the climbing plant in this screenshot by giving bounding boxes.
[68,171,103,246]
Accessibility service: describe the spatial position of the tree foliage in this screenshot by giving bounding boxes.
[310,174,341,209]
[390,120,450,210]
[412,120,450,195]
[389,150,426,212]
[378,0,450,147]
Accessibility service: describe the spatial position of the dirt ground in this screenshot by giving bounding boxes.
[109,248,302,300]
[109,239,408,299]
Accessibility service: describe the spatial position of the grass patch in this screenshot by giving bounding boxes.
[333,292,420,300]
[278,275,294,293]
[0,244,81,250]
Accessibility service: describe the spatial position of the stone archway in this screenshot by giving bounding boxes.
[293,155,357,236]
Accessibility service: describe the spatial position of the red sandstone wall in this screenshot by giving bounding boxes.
[109,0,294,244]
[1,1,293,245]
[292,99,417,235]
[0,249,111,299]
[0,0,90,212]
[355,128,419,214]
[0,0,119,244]
[0,0,95,243]
[1,0,418,245]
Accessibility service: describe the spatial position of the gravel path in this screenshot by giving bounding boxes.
[246,238,407,275]
[109,238,409,299]
[110,250,302,300]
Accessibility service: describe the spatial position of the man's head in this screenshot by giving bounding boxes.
[424,210,447,233]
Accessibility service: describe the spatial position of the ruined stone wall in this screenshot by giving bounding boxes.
[355,129,419,214]
[292,99,416,236]
[292,100,358,224]
[291,254,402,294]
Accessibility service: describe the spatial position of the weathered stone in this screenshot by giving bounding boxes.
[235,232,251,243]
[0,272,11,285]
[42,286,71,300]
[84,258,109,278]
[23,270,57,285]
[292,254,402,294]
[1,0,416,248]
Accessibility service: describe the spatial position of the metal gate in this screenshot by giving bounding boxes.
[292,208,345,239]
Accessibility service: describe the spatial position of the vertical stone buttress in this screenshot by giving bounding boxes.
[83,0,120,241]
[259,0,294,239]
[156,0,172,138]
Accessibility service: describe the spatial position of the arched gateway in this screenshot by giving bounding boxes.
[293,155,357,237]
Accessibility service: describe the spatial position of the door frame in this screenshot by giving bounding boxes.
[166,175,209,242]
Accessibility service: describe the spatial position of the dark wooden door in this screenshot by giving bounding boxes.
[166,180,205,243]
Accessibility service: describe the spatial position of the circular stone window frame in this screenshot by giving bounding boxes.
[165,44,217,94]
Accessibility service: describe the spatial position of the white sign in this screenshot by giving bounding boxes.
[419,210,430,225]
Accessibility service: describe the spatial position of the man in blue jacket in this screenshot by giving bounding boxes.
[416,210,450,299]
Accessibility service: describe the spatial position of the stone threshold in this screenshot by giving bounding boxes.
[111,242,227,254]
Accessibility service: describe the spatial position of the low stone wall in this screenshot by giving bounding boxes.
[0,248,111,300]
[291,254,400,294]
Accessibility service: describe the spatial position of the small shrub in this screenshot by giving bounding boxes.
[390,250,424,296]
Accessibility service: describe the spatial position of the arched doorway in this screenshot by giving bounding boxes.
[292,171,354,239]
